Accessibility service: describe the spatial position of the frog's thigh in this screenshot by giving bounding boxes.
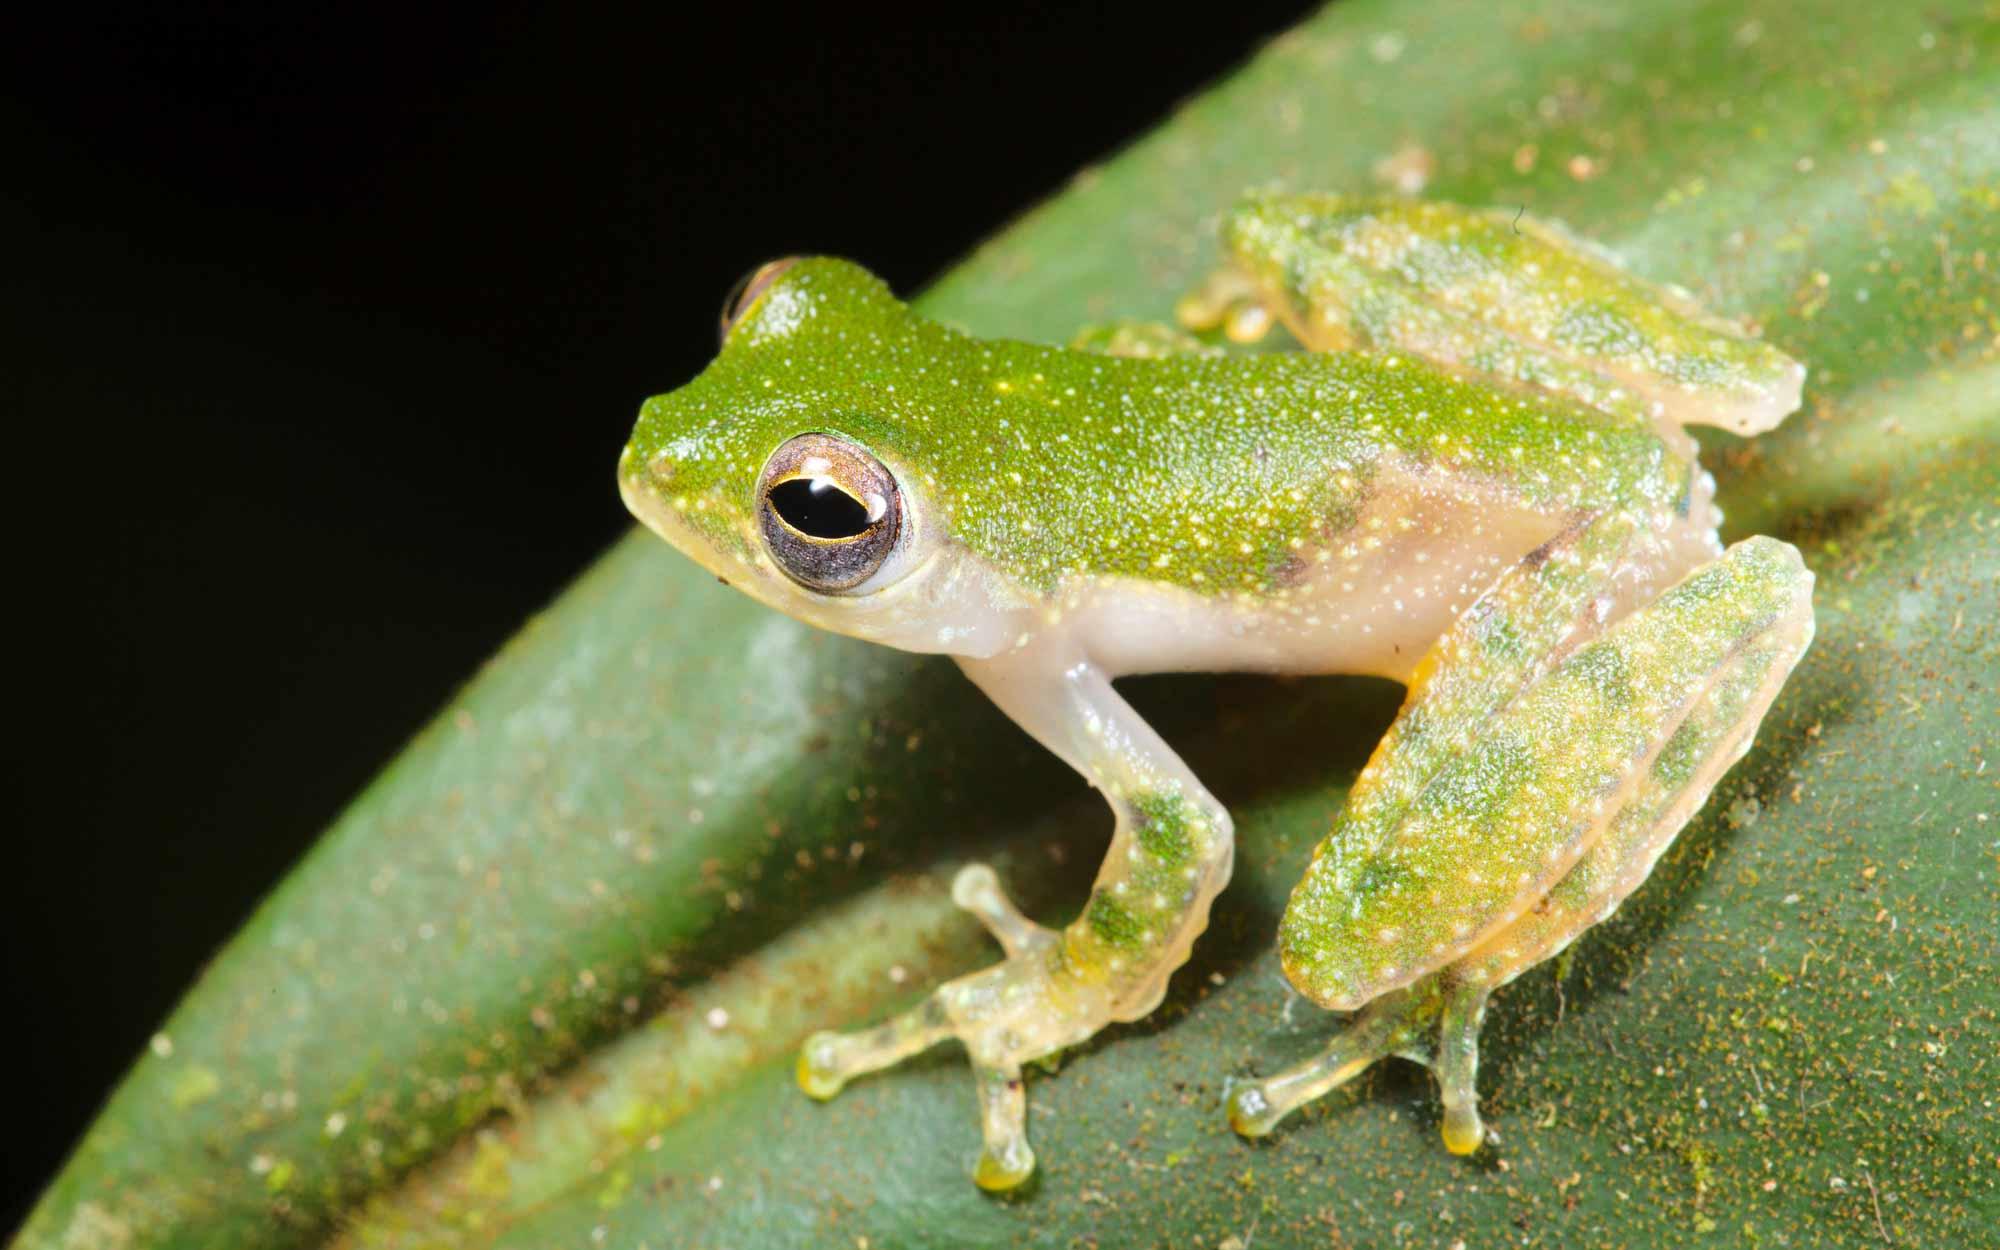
[1427,603,1811,1153]
[1291,534,1815,1005]
[1455,607,1814,993]
[799,644,1234,1191]
[1235,537,1813,1149]
[1283,503,1665,993]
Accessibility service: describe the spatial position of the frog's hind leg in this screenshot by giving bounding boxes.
[1216,191,1807,435]
[1240,536,1813,1150]
[1228,504,1667,1147]
[1426,581,1815,1150]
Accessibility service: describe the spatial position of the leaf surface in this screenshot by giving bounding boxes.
[18,2,1996,1247]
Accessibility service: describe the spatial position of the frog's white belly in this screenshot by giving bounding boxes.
[1075,461,1723,684]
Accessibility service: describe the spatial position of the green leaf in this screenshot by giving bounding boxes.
[18,0,1996,1246]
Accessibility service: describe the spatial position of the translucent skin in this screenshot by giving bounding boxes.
[619,194,1815,1187]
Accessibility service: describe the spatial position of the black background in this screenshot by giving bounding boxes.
[4,1,1318,1226]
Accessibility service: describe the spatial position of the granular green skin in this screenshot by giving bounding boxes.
[1281,536,1810,1005]
[626,259,1688,597]
[1225,193,1801,417]
[1076,790,1215,955]
[1130,790,1196,871]
[1084,892,1151,952]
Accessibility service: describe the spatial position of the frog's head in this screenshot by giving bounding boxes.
[619,257,1022,656]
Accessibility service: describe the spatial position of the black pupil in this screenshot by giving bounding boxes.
[769,477,873,539]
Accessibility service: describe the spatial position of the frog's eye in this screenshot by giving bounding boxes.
[719,258,800,345]
[755,433,903,593]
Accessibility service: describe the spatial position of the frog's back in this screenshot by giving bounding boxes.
[917,338,1691,602]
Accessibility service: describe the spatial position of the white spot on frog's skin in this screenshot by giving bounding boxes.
[705,1007,730,1031]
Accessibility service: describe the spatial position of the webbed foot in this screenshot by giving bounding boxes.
[798,863,1112,1191]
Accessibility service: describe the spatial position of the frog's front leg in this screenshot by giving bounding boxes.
[798,642,1232,1190]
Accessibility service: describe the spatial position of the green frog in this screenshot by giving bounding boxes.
[617,192,1816,1189]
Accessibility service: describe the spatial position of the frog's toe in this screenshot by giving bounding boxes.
[796,993,1047,1189]
[795,997,954,1102]
[1441,1100,1486,1155]
[795,1037,844,1100]
[1173,266,1278,344]
[972,1061,1035,1191]
[951,862,1056,959]
[1069,320,1224,359]
[1225,978,1497,1149]
[797,862,1105,1187]
[1225,987,1424,1140]
[1435,982,1492,1154]
[1224,1078,1285,1138]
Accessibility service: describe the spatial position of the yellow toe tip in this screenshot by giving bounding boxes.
[1442,1108,1484,1155]
[796,1036,846,1101]
[973,1144,1035,1192]
[1226,1083,1280,1139]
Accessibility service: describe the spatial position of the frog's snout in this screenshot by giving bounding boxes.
[615,444,676,530]
[615,443,645,498]
[619,440,690,495]
[616,442,662,482]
